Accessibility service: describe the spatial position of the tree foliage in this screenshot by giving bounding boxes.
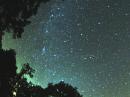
[7,63,83,97]
[44,82,83,97]
[0,0,49,39]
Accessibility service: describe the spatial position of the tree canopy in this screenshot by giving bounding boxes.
[9,64,83,97]
[0,0,49,39]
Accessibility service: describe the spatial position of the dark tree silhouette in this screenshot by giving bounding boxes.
[16,80,45,97]
[0,0,50,48]
[9,63,35,97]
[8,64,82,97]
[44,81,83,97]
[13,80,83,97]
[17,63,35,79]
[0,49,17,97]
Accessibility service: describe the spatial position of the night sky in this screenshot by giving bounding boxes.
[2,0,130,97]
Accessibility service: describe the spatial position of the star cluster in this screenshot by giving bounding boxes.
[2,0,130,97]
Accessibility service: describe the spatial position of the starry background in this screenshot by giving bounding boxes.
[2,0,130,97]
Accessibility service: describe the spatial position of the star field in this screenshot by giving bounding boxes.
[2,0,130,97]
